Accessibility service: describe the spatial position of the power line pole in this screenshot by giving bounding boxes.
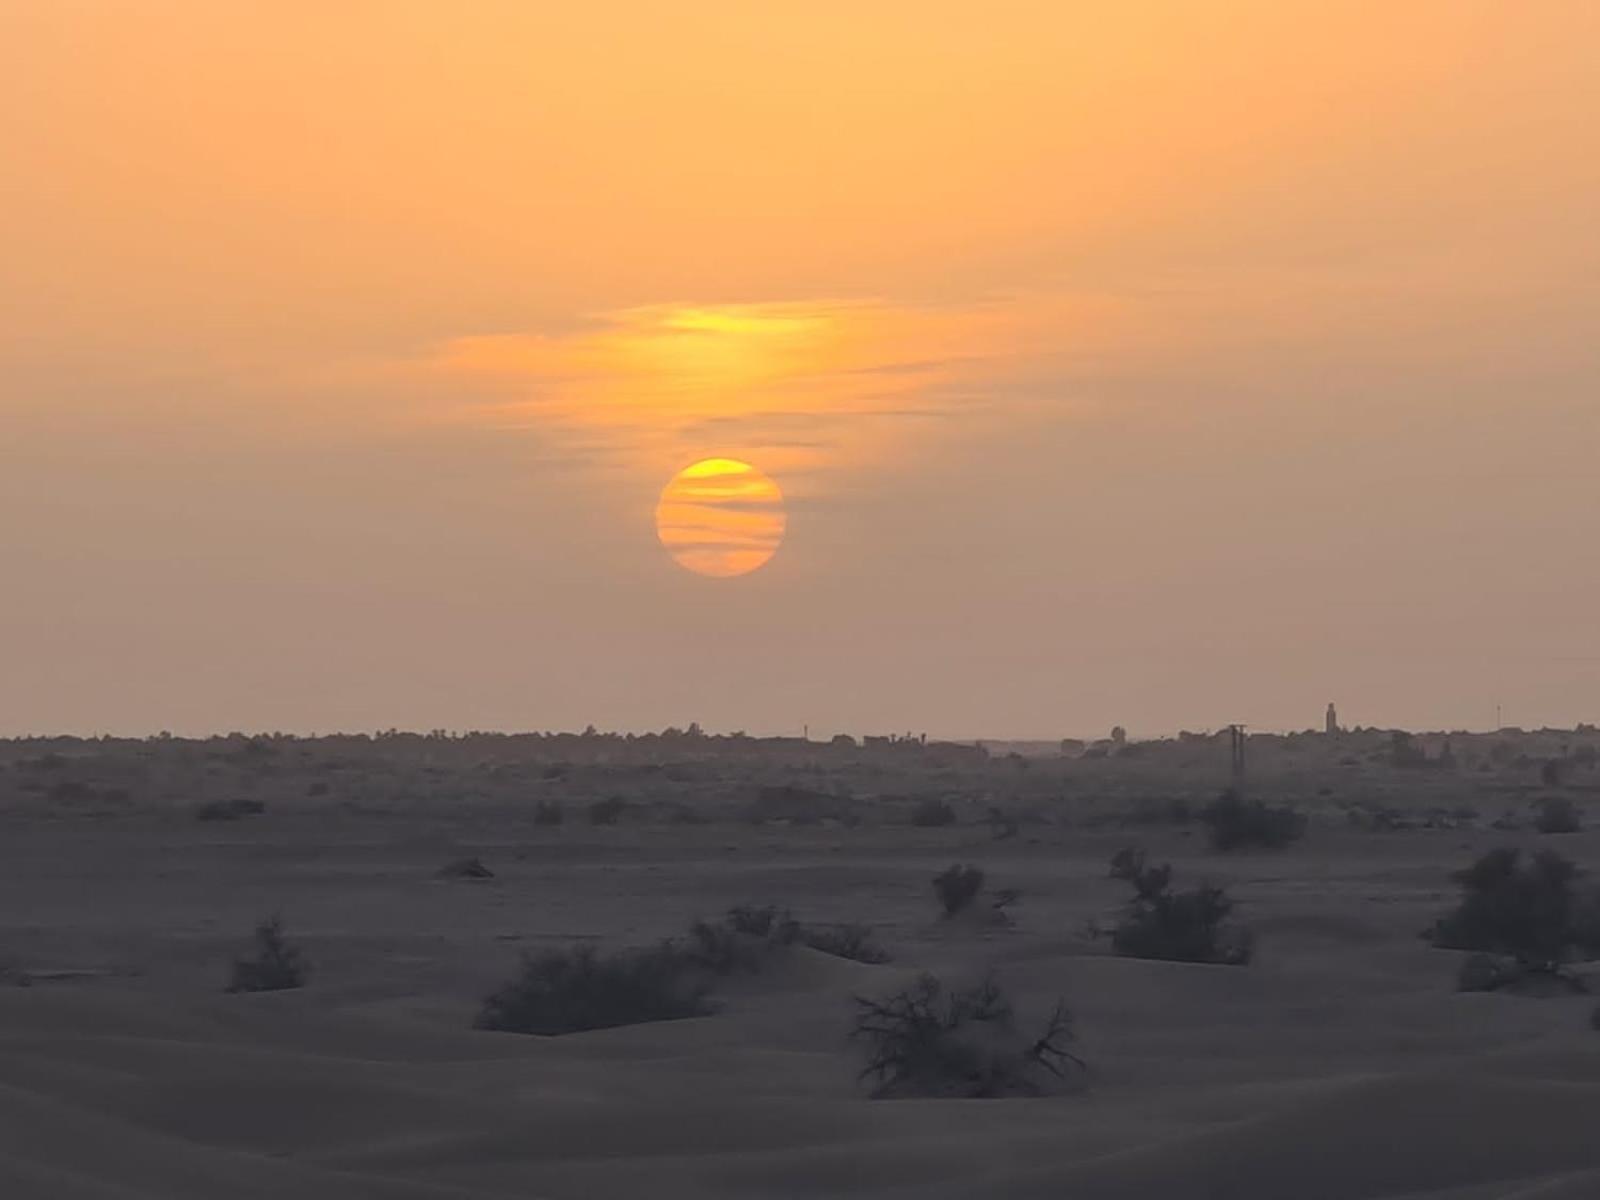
[1228,724,1247,786]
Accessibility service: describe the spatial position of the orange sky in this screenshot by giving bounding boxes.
[1,3,1597,736]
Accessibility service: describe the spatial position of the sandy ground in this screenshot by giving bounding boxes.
[3,774,1599,1198]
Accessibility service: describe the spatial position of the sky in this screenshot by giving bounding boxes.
[2,1,1598,739]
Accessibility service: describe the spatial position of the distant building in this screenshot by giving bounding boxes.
[1325,703,1340,736]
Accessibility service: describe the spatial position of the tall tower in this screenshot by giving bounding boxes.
[1325,703,1339,736]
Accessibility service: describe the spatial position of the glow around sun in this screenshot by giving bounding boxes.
[655,459,786,578]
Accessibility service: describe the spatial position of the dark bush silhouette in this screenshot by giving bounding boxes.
[587,796,626,826]
[1535,796,1581,834]
[911,798,957,827]
[476,943,712,1035]
[226,916,309,993]
[1200,790,1305,851]
[687,905,800,974]
[932,864,986,918]
[1107,847,1253,965]
[851,974,1081,1098]
[801,923,892,964]
[534,799,565,826]
[1429,848,1591,991]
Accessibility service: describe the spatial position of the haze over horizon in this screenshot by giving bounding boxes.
[4,3,1598,739]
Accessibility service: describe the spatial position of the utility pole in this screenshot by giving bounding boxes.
[1228,724,1247,786]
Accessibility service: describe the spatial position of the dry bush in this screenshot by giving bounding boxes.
[226,916,309,993]
[476,943,712,1035]
[932,864,986,918]
[801,923,892,964]
[687,905,801,974]
[1535,796,1581,835]
[1107,847,1253,965]
[850,974,1081,1098]
[1200,790,1305,851]
[1429,848,1591,991]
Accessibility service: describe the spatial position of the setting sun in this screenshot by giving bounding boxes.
[655,458,786,578]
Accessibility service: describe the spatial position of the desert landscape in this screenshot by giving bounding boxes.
[3,726,1599,1199]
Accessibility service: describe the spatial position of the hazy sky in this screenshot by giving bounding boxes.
[3,2,1598,738]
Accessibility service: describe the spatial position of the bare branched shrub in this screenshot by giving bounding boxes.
[226,916,309,993]
[476,943,712,1035]
[1107,847,1253,965]
[1429,848,1591,991]
[1200,790,1305,851]
[850,974,1082,1098]
[933,864,985,918]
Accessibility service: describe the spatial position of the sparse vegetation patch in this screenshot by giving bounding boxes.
[851,974,1081,1098]
[1201,790,1305,851]
[226,916,309,993]
[476,943,712,1035]
[1106,847,1253,965]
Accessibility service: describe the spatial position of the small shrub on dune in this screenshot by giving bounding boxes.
[1534,796,1581,835]
[1429,848,1590,992]
[1200,789,1305,851]
[851,974,1081,1099]
[687,905,801,974]
[587,796,626,826]
[1106,847,1253,965]
[226,916,309,993]
[801,922,892,964]
[476,943,712,1035]
[933,864,986,918]
[533,799,565,826]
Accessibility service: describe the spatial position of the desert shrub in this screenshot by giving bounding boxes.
[1200,789,1305,851]
[1107,847,1253,965]
[1535,796,1581,835]
[1429,848,1591,989]
[226,916,309,993]
[534,799,565,826]
[851,974,1081,1098]
[932,864,986,918]
[911,798,957,827]
[436,856,494,879]
[196,797,266,822]
[476,943,712,1035]
[587,796,626,826]
[801,923,892,964]
[687,905,801,974]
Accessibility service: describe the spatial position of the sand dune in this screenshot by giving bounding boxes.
[3,767,1599,1198]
